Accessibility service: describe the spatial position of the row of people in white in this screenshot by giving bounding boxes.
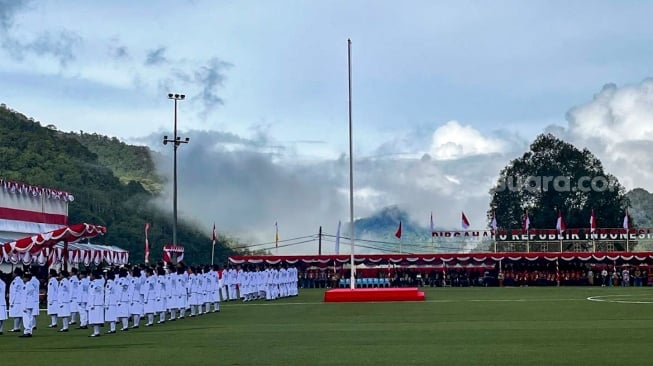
[42,265,221,337]
[221,266,299,301]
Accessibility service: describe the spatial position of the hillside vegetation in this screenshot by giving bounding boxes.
[0,105,233,265]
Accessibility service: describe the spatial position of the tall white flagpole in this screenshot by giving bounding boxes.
[348,39,356,289]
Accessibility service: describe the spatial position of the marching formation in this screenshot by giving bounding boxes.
[222,264,299,301]
[1,263,299,338]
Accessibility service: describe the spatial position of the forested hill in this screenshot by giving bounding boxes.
[67,132,162,193]
[0,104,233,265]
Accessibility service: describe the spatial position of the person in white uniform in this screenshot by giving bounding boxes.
[156,267,167,324]
[0,270,7,335]
[129,268,144,329]
[87,270,105,337]
[116,268,132,331]
[211,265,221,312]
[176,266,188,319]
[20,271,37,337]
[69,268,80,325]
[166,265,178,321]
[46,269,58,328]
[8,268,24,332]
[56,270,72,332]
[77,270,90,329]
[104,271,118,334]
[27,271,39,330]
[143,267,157,326]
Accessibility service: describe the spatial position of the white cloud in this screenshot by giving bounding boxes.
[564,79,653,191]
[430,120,507,160]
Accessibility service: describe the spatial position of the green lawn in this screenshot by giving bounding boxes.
[1,287,652,365]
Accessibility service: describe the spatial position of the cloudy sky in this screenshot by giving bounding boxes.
[3,0,653,253]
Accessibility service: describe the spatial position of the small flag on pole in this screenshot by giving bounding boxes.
[623,209,629,230]
[523,210,530,231]
[491,210,497,231]
[275,221,279,248]
[335,220,341,254]
[590,209,597,233]
[461,212,470,230]
[212,223,216,245]
[430,212,435,236]
[144,222,151,263]
[394,221,402,239]
[555,210,565,233]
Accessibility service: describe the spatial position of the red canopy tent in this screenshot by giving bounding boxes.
[1,223,107,265]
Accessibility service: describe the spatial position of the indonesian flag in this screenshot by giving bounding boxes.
[212,223,216,245]
[523,211,530,231]
[430,212,435,236]
[590,209,597,233]
[623,209,629,230]
[144,222,151,263]
[395,221,402,239]
[491,210,497,231]
[555,210,565,233]
[461,212,470,230]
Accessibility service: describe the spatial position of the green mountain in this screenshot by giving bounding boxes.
[351,206,461,253]
[67,131,162,193]
[0,105,233,265]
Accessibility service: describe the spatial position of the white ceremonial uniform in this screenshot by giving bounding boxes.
[265,269,273,301]
[47,277,59,316]
[143,275,157,315]
[195,273,204,307]
[155,274,167,314]
[167,272,177,311]
[177,272,188,311]
[87,278,105,325]
[9,276,24,319]
[57,277,72,318]
[22,279,37,335]
[116,277,132,319]
[29,276,39,318]
[219,270,227,301]
[69,275,80,317]
[104,279,118,323]
[188,273,198,307]
[228,269,237,300]
[129,275,144,317]
[211,270,220,304]
[78,276,90,327]
[0,278,7,322]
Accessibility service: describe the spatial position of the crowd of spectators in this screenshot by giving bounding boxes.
[295,262,652,288]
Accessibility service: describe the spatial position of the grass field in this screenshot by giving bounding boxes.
[1,287,653,366]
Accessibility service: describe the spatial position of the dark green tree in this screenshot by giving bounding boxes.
[488,134,630,231]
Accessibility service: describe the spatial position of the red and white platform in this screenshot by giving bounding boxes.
[324,287,425,303]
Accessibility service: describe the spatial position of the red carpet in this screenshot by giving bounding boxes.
[324,287,425,302]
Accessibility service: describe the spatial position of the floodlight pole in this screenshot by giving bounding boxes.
[163,93,189,247]
[348,39,356,290]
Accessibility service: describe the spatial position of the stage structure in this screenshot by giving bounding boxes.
[0,179,115,269]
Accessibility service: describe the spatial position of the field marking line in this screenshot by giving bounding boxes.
[586,294,653,304]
